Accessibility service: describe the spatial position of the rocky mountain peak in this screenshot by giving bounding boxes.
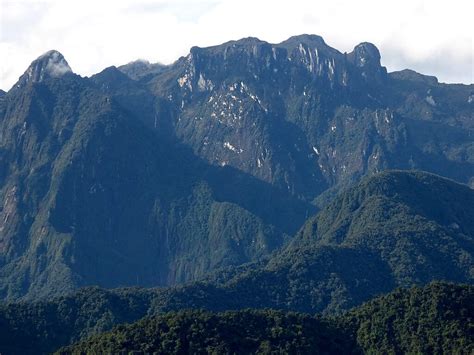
[279,34,327,49]
[279,34,341,60]
[346,42,387,83]
[15,50,72,88]
[349,42,381,68]
[188,37,271,62]
[227,36,266,46]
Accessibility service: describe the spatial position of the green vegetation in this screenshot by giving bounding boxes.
[52,283,473,355]
[200,170,474,314]
[0,287,157,355]
[297,170,474,287]
[343,282,474,354]
[57,309,353,355]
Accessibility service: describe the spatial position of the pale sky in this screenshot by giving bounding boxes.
[1,0,473,91]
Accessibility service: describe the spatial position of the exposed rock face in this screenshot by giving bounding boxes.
[145,35,473,201]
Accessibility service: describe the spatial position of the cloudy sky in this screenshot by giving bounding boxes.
[1,0,472,90]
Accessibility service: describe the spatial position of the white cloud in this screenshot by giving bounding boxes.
[0,0,472,90]
[44,51,72,77]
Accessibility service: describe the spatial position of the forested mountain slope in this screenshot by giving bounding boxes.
[0,51,311,300]
[1,171,473,353]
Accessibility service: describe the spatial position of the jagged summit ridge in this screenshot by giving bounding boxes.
[176,34,387,90]
[168,34,388,101]
[15,49,72,88]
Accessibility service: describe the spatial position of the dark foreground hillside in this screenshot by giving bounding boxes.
[58,310,355,355]
[342,282,474,354]
[55,283,474,355]
[0,282,472,354]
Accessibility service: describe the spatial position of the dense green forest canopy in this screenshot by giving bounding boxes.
[0,282,472,354]
[56,283,473,355]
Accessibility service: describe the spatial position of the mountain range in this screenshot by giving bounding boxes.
[1,34,472,301]
[0,33,473,353]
